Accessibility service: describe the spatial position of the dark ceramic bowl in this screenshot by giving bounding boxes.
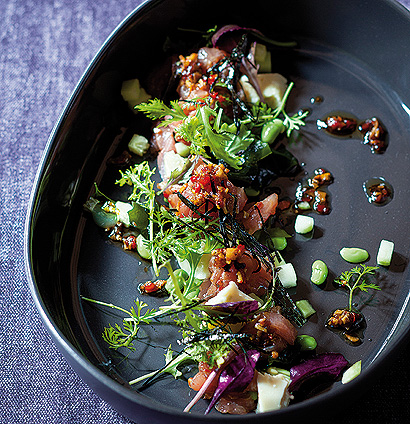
[25,0,410,423]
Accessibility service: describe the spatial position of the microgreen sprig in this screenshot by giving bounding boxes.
[241,82,308,137]
[81,296,160,350]
[335,264,380,311]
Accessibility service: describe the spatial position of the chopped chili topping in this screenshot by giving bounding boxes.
[176,162,236,217]
[319,115,357,135]
[139,279,167,295]
[123,235,138,251]
[367,182,391,204]
[294,168,333,215]
[359,117,387,153]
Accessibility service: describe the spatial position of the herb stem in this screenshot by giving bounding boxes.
[164,261,199,331]
[81,296,133,318]
[240,82,295,125]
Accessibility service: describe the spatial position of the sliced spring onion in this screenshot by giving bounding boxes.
[342,360,361,384]
[295,299,316,318]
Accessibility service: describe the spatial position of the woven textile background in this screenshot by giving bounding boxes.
[1,1,409,423]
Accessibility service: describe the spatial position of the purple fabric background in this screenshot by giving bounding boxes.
[1,0,409,423]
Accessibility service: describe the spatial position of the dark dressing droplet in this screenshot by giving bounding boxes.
[310,95,323,104]
[363,177,393,206]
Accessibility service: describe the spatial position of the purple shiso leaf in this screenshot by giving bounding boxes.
[289,352,349,393]
[204,300,260,321]
[205,349,260,414]
[240,43,265,103]
[211,24,263,49]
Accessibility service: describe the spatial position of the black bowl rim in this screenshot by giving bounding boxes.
[24,0,410,421]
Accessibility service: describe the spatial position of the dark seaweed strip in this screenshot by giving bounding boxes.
[175,191,305,326]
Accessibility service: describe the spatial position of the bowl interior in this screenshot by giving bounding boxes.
[27,0,410,422]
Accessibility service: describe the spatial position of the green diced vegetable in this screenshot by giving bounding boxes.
[277,263,297,288]
[175,142,191,157]
[340,247,369,263]
[295,299,316,318]
[310,260,328,285]
[128,134,150,156]
[342,360,361,384]
[136,234,151,260]
[254,43,272,73]
[297,201,311,210]
[294,215,314,234]
[121,78,151,112]
[377,239,394,266]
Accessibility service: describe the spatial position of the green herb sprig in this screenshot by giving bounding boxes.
[335,264,380,311]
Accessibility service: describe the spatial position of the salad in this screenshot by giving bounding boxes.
[83,24,391,415]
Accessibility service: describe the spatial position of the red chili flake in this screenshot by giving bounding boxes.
[207,74,217,86]
[315,203,330,214]
[237,244,245,254]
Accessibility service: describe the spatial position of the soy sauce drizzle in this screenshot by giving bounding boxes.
[294,168,334,215]
[317,112,388,154]
[363,177,393,206]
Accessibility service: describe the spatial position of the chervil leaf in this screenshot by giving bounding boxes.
[135,98,187,125]
[334,264,380,311]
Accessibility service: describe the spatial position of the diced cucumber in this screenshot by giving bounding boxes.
[121,78,151,112]
[342,360,361,384]
[178,253,211,280]
[121,78,141,102]
[297,201,311,210]
[175,142,190,157]
[162,150,189,181]
[377,239,394,266]
[254,43,272,73]
[128,134,149,156]
[295,299,316,318]
[277,263,297,288]
[136,234,152,260]
[294,215,314,234]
